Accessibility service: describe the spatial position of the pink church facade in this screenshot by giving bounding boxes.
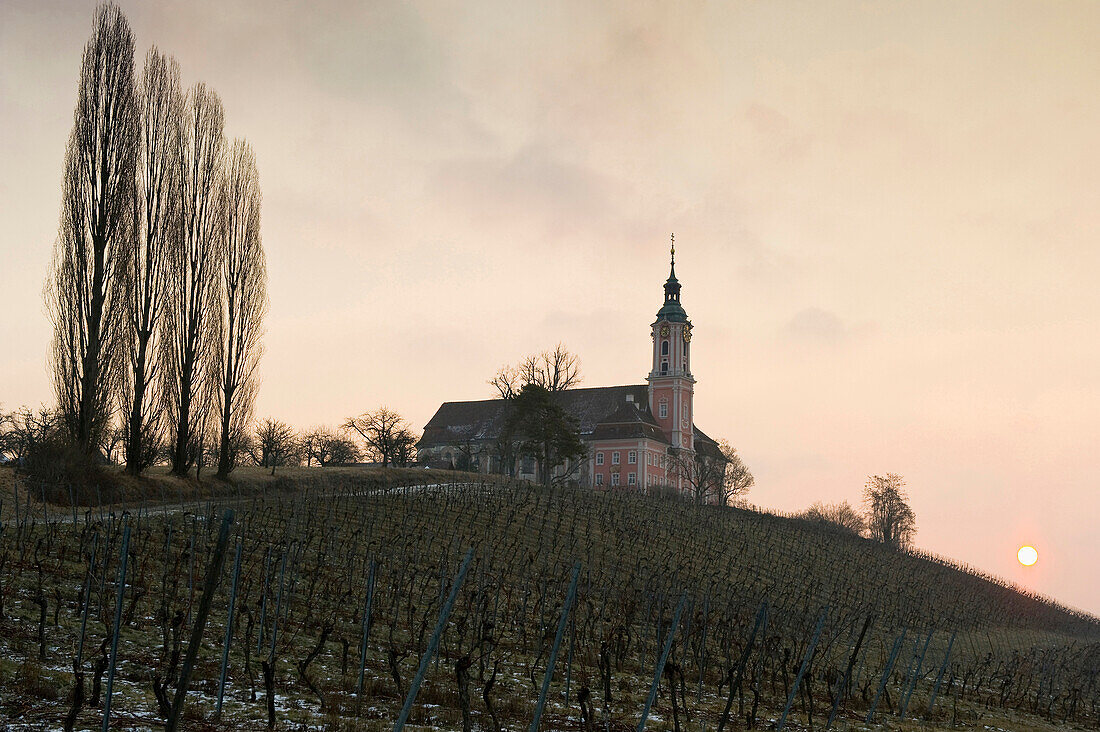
[588,240,698,492]
[418,240,722,496]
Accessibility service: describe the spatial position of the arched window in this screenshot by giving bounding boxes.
[661,341,669,356]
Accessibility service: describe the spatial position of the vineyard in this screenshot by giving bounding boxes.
[0,466,1097,731]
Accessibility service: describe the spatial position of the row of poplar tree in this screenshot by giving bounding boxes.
[46,3,267,480]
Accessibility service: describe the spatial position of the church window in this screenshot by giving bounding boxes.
[661,341,669,356]
[628,450,637,464]
[612,452,620,465]
[611,473,620,486]
[596,452,604,465]
[595,474,603,486]
[659,403,668,419]
[628,473,637,486]
[661,361,668,374]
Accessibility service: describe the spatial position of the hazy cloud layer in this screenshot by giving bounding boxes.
[2,0,1099,613]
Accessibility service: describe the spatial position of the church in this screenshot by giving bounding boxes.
[417,240,723,493]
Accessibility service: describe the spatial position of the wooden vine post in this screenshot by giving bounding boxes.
[778,607,828,731]
[393,548,475,732]
[530,562,582,732]
[166,509,235,732]
[637,592,688,732]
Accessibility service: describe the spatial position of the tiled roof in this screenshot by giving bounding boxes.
[589,402,670,444]
[418,383,718,454]
[693,425,723,458]
[420,384,647,448]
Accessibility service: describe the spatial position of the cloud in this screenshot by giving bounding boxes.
[783,307,868,344]
[428,143,645,243]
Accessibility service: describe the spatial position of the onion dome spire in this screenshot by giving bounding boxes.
[657,233,688,322]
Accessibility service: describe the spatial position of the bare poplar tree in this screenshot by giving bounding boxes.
[122,48,183,474]
[47,3,138,454]
[214,140,267,478]
[164,83,225,475]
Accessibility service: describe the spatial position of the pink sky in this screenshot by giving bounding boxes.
[2,1,1098,614]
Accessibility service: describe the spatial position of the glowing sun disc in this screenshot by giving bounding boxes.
[1018,546,1038,566]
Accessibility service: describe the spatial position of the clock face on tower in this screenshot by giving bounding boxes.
[660,325,670,337]
[683,324,692,342]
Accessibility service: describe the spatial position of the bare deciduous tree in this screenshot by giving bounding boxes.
[102,422,127,464]
[798,500,865,535]
[391,428,419,467]
[490,343,582,398]
[47,2,138,454]
[122,47,183,474]
[489,367,521,400]
[0,406,58,464]
[214,140,267,478]
[302,427,360,467]
[863,473,916,549]
[676,438,754,505]
[0,407,12,462]
[343,408,417,468]
[164,82,225,475]
[252,418,298,475]
[718,441,755,504]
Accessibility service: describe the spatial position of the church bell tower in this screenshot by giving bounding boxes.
[648,235,695,469]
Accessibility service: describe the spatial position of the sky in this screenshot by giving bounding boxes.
[2,1,1098,615]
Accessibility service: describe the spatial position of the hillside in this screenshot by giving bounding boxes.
[0,466,1096,730]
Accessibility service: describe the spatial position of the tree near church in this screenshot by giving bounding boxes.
[122,47,183,474]
[490,343,581,398]
[343,408,418,468]
[675,438,754,505]
[863,473,916,549]
[164,82,226,476]
[391,428,419,467]
[500,384,587,487]
[47,3,138,456]
[489,344,582,475]
[213,140,267,478]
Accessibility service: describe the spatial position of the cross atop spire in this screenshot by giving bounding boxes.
[668,232,677,281]
[656,234,687,322]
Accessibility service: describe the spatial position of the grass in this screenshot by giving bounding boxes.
[0,464,482,517]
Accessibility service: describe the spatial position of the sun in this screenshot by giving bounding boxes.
[1018,545,1038,566]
